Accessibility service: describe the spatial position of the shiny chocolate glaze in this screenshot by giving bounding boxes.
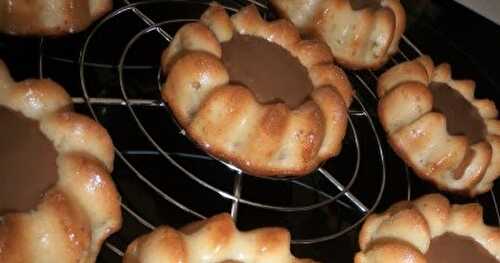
[221,34,314,109]
[0,107,58,215]
[425,233,498,263]
[429,82,487,144]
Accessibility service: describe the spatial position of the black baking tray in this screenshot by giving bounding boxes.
[0,0,499,262]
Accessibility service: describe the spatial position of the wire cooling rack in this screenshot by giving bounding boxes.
[34,0,500,261]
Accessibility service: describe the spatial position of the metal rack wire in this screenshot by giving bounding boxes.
[35,0,500,260]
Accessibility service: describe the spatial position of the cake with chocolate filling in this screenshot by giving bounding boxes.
[355,193,500,263]
[0,59,121,262]
[0,0,112,35]
[270,0,406,69]
[124,213,318,263]
[377,55,500,196]
[161,3,353,177]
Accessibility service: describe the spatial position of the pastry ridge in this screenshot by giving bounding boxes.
[356,193,500,263]
[123,213,318,263]
[270,0,406,69]
[0,59,121,263]
[0,0,112,35]
[377,55,500,196]
[161,3,353,177]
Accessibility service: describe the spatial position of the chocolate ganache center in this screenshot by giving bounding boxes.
[0,107,58,215]
[221,33,314,109]
[425,233,498,263]
[429,82,487,144]
[349,0,381,10]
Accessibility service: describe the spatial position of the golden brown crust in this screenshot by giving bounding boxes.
[309,63,354,106]
[377,55,500,196]
[355,194,500,263]
[0,0,112,36]
[161,3,352,177]
[124,213,318,263]
[270,0,406,69]
[42,111,115,171]
[355,239,426,263]
[0,59,121,262]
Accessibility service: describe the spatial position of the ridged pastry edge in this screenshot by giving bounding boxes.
[270,0,406,69]
[160,2,353,176]
[124,213,317,263]
[355,193,500,263]
[0,59,122,263]
[0,0,112,36]
[377,55,500,196]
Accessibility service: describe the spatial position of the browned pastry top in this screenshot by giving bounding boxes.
[429,82,487,144]
[348,0,381,10]
[425,232,498,263]
[221,33,314,109]
[0,107,58,215]
[0,0,93,34]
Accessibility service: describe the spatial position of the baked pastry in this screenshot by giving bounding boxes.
[377,55,500,196]
[0,0,112,35]
[124,213,317,263]
[161,3,353,177]
[270,0,406,69]
[0,59,122,262]
[355,193,500,263]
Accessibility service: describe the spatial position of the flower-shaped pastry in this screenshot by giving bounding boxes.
[378,55,500,196]
[0,59,121,262]
[161,3,353,177]
[0,0,112,35]
[271,0,406,69]
[356,194,500,263]
[124,213,317,263]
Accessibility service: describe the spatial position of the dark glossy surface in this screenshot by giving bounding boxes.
[0,107,58,215]
[429,81,486,144]
[426,233,498,263]
[0,0,498,262]
[221,33,313,109]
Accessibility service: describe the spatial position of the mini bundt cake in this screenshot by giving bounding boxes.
[377,55,500,196]
[0,59,122,262]
[355,193,500,263]
[0,0,112,35]
[124,213,317,263]
[270,0,406,69]
[161,3,353,177]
